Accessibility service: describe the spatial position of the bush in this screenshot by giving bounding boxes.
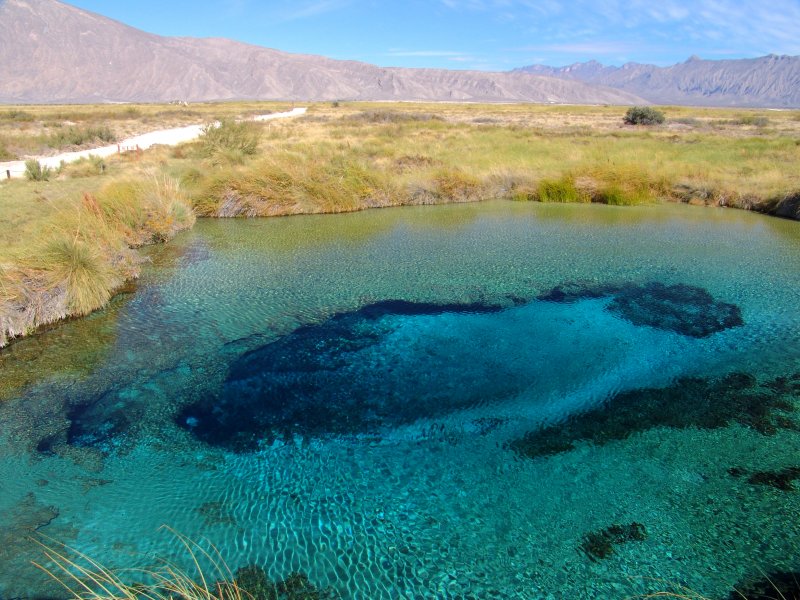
[199,119,261,164]
[62,154,107,178]
[624,106,665,126]
[0,110,34,122]
[536,176,588,203]
[46,125,116,148]
[24,160,52,181]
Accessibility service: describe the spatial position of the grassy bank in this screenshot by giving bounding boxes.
[1,100,799,346]
[0,172,193,347]
[179,102,800,219]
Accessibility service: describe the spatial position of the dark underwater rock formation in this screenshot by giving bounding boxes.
[177,299,508,451]
[726,571,800,600]
[234,565,340,600]
[728,466,800,491]
[579,522,647,562]
[509,372,799,459]
[538,281,743,338]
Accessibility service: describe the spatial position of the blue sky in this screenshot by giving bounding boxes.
[67,0,800,70]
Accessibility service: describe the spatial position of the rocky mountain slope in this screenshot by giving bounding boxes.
[515,55,800,108]
[0,0,645,105]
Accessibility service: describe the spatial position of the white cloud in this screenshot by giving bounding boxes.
[440,0,800,57]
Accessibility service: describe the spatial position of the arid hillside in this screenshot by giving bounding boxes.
[0,0,645,105]
[516,55,800,108]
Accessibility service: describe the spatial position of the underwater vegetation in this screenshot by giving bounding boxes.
[579,522,647,562]
[176,298,508,451]
[30,531,336,600]
[728,465,800,492]
[538,281,743,338]
[726,571,800,600]
[30,280,746,457]
[173,282,745,452]
[509,372,800,459]
[234,565,339,600]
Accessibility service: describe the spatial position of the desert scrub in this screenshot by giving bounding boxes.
[624,106,666,126]
[62,154,108,178]
[95,174,195,245]
[45,125,115,149]
[0,109,34,122]
[194,149,394,217]
[198,119,262,165]
[24,160,53,181]
[345,110,445,124]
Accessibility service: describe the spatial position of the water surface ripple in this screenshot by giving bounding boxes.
[1,201,799,599]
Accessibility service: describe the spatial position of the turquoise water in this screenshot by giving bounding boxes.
[1,201,799,599]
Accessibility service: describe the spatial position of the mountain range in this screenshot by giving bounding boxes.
[515,55,800,108]
[0,0,643,105]
[1,0,797,107]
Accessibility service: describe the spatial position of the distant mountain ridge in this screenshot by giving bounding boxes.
[0,0,645,105]
[514,55,800,108]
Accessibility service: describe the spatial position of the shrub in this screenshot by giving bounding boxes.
[96,175,195,246]
[199,119,261,164]
[735,115,770,127]
[62,154,107,178]
[536,176,588,203]
[624,106,666,126]
[0,110,34,122]
[24,160,52,181]
[46,125,116,148]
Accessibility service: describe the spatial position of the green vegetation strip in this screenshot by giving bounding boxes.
[1,101,799,346]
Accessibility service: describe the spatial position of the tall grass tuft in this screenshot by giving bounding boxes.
[96,174,195,245]
[199,119,261,165]
[194,149,393,217]
[33,529,248,600]
[43,232,120,316]
[0,140,14,160]
[536,176,589,203]
[25,160,53,181]
[62,154,107,178]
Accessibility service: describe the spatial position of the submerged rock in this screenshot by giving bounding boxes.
[579,522,647,562]
[538,281,743,338]
[509,372,799,459]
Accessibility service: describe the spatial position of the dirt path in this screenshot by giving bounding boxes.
[0,107,307,179]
